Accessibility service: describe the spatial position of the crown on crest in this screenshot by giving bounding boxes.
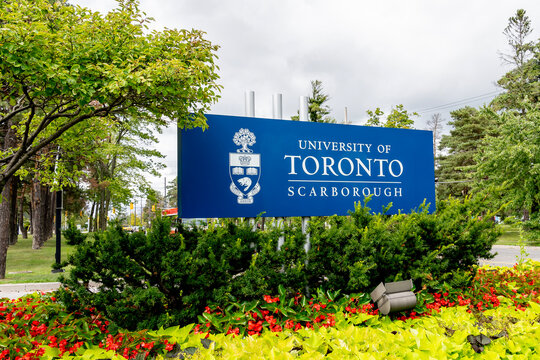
[239,155,251,165]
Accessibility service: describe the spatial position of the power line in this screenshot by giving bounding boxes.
[414,90,503,114]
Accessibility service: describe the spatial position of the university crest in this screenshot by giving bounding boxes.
[229,128,261,204]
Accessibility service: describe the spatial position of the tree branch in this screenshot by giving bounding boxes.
[0,98,31,127]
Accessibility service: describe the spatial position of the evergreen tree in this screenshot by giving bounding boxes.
[436,107,497,199]
[166,177,178,208]
[292,80,335,123]
[500,9,534,67]
[492,9,538,112]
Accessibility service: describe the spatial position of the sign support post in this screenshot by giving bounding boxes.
[245,90,257,231]
[273,93,286,250]
[299,96,311,257]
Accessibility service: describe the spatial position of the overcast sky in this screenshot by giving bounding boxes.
[71,0,540,194]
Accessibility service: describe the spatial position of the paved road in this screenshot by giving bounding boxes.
[480,245,540,267]
[0,282,60,300]
[1,245,539,300]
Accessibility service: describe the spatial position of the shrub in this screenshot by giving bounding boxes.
[522,213,540,244]
[58,196,500,330]
[307,196,500,293]
[57,217,307,330]
[62,221,87,245]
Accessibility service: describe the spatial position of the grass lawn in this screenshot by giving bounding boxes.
[495,224,540,246]
[1,234,77,284]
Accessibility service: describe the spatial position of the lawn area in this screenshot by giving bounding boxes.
[1,234,77,284]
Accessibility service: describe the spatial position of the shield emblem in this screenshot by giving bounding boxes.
[229,152,261,204]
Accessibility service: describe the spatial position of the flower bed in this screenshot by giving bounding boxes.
[0,260,538,359]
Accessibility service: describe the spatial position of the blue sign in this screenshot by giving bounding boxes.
[179,114,435,218]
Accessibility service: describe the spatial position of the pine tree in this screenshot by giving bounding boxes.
[436,107,496,199]
[492,9,538,112]
[292,80,335,123]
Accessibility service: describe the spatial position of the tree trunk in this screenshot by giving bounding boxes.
[0,179,18,278]
[28,196,33,235]
[31,179,55,249]
[98,189,109,231]
[18,184,28,239]
[523,209,530,221]
[0,119,19,278]
[89,200,95,233]
[0,189,9,279]
[8,177,19,246]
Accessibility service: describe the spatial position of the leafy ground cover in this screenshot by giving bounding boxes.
[0,260,539,359]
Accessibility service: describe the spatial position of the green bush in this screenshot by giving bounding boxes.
[62,221,87,245]
[522,214,540,244]
[306,196,500,293]
[57,217,307,330]
[58,196,500,330]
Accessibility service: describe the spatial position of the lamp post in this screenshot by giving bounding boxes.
[51,189,64,273]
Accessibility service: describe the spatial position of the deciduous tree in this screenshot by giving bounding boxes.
[0,0,220,278]
[425,113,445,160]
[365,104,417,129]
[474,107,540,217]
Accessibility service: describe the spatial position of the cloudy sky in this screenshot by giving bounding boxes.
[72,0,540,192]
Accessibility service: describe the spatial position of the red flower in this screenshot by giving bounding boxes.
[263,295,279,303]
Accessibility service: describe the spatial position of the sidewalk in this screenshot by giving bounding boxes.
[0,282,60,300]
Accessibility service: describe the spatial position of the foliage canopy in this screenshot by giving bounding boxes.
[0,0,221,191]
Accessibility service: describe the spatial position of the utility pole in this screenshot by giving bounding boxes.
[164,177,167,208]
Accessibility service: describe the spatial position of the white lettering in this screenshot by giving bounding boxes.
[322,157,338,176]
[298,186,306,196]
[374,159,389,177]
[284,155,302,175]
[395,188,402,197]
[321,187,328,197]
[285,155,403,178]
[341,187,350,197]
[362,187,370,197]
[338,157,354,176]
[302,156,319,175]
[332,187,338,196]
[389,160,403,177]
[288,186,294,196]
[355,158,372,176]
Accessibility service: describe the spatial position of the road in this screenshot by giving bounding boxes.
[480,245,540,267]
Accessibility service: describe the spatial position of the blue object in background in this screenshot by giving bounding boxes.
[179,114,435,218]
